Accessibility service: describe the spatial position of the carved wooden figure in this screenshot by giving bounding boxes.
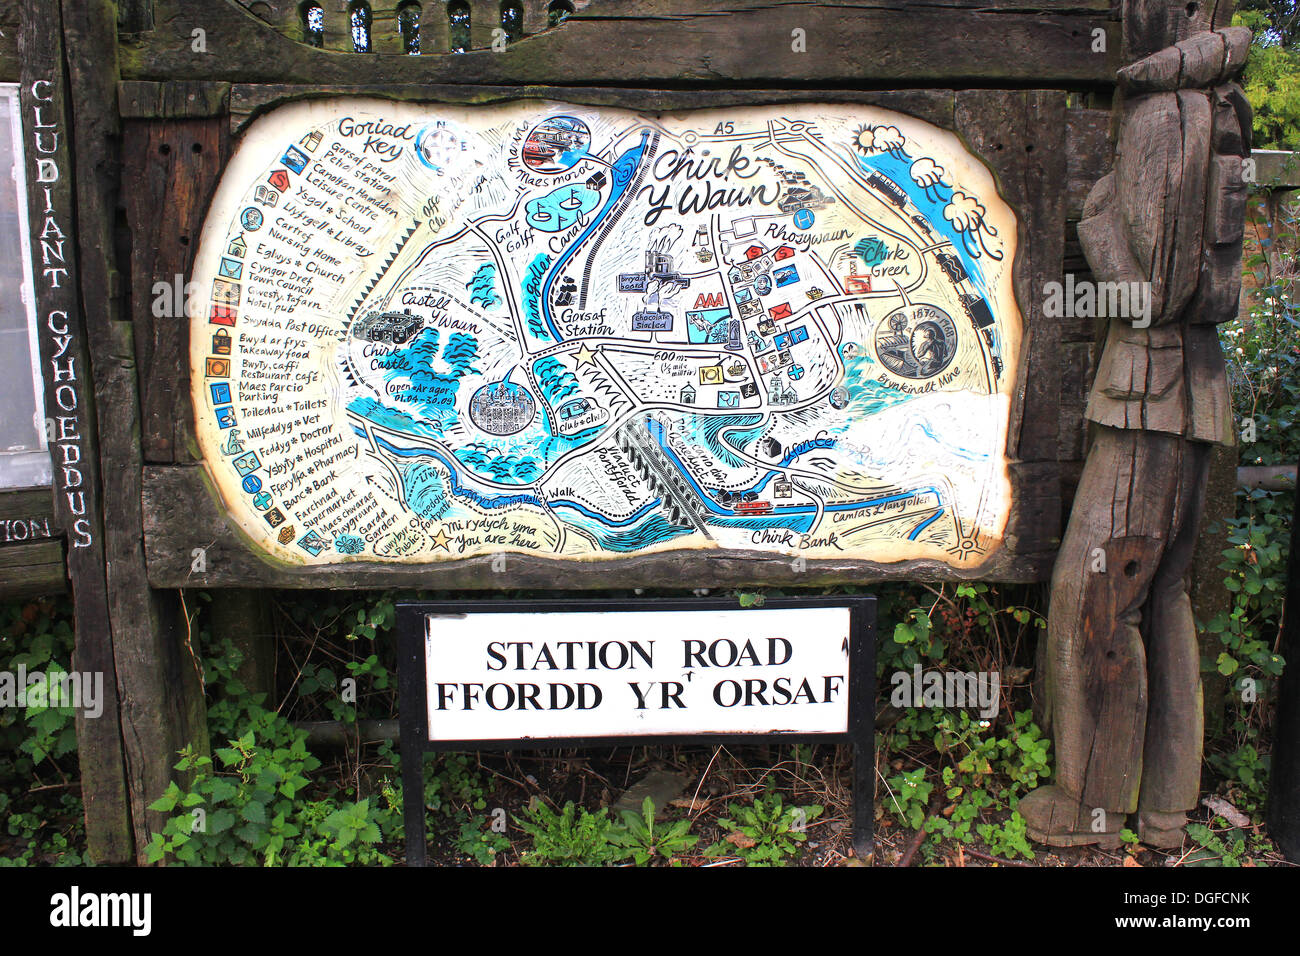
[1023,26,1253,848]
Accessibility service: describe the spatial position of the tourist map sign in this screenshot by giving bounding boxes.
[191,100,1022,567]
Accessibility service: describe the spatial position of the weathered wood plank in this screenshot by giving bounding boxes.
[1255,149,1300,189]
[143,464,1059,587]
[244,0,1115,35]
[955,90,1069,475]
[1058,340,1095,463]
[124,116,227,464]
[121,0,1124,86]
[117,0,155,34]
[0,0,19,81]
[0,487,55,525]
[61,0,209,863]
[1004,461,1063,557]
[0,540,67,599]
[0,538,64,567]
[1191,442,1236,736]
[228,84,960,135]
[1060,229,1104,345]
[1065,107,1113,220]
[1123,0,1237,61]
[20,0,134,865]
[118,79,230,118]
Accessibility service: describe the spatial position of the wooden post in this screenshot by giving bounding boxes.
[1191,442,1238,737]
[211,591,277,703]
[1262,158,1300,863]
[18,0,134,864]
[1267,475,1300,861]
[58,0,209,862]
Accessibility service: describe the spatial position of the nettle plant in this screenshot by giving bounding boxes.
[0,598,79,775]
[145,635,401,866]
[1208,199,1298,814]
[0,598,86,866]
[147,734,387,866]
[875,582,1049,861]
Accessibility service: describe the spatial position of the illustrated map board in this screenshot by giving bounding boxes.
[190,99,1022,570]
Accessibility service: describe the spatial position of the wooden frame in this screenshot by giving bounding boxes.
[133,82,1106,589]
[18,0,1243,864]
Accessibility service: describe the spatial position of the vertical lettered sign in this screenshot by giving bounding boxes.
[19,52,98,552]
[17,0,133,864]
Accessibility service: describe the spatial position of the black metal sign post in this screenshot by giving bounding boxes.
[397,595,875,866]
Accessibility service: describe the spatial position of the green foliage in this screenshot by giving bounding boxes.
[426,752,489,814]
[145,721,398,866]
[0,598,87,865]
[607,797,698,866]
[282,593,398,728]
[1240,34,1300,150]
[706,791,823,866]
[884,766,934,830]
[975,813,1035,862]
[1184,822,1250,867]
[883,708,1048,858]
[1224,262,1300,467]
[144,619,401,866]
[1237,3,1300,150]
[1211,235,1297,816]
[1209,744,1269,809]
[877,581,1044,679]
[873,579,1050,862]
[0,598,78,771]
[453,816,510,865]
[420,752,510,864]
[1235,1,1300,50]
[1203,493,1288,691]
[0,790,88,867]
[516,800,621,866]
[890,606,940,664]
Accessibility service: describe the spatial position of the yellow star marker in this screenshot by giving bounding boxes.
[571,343,598,368]
[431,528,451,551]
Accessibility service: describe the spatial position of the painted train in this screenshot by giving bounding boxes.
[866,171,908,209]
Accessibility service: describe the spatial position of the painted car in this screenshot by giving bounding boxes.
[555,398,610,437]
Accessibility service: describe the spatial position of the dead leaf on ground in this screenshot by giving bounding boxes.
[669,796,710,813]
[1123,855,1142,867]
[1202,795,1251,829]
[725,831,758,849]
